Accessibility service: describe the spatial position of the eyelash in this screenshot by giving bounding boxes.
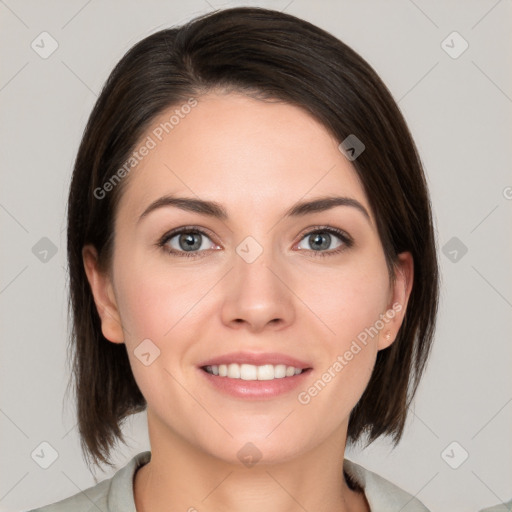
[156,225,354,259]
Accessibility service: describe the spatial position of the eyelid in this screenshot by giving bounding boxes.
[157,225,221,251]
[293,225,354,254]
[159,224,216,240]
[295,224,353,243]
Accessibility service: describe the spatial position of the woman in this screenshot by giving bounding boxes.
[29,6,439,511]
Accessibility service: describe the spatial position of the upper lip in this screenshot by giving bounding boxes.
[198,351,312,369]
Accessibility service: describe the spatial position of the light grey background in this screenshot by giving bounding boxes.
[1,1,511,511]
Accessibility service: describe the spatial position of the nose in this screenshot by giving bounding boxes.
[220,243,296,333]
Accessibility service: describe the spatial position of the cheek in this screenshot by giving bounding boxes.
[112,256,210,406]
[296,276,382,435]
[112,253,225,391]
[295,257,390,415]
[114,253,218,341]
[304,257,391,346]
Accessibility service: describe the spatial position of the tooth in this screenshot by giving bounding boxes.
[257,364,274,380]
[207,363,304,380]
[240,364,258,380]
[274,364,286,378]
[227,363,240,378]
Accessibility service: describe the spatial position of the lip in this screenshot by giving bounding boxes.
[198,366,313,400]
[197,351,312,370]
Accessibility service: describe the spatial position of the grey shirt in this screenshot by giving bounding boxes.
[27,451,430,512]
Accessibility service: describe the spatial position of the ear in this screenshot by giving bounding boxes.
[378,251,414,350]
[82,244,124,344]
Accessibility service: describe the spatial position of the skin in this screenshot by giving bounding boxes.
[83,92,413,512]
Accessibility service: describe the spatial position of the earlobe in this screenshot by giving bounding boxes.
[82,245,124,344]
[378,252,414,350]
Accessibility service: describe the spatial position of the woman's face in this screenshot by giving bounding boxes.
[84,92,411,464]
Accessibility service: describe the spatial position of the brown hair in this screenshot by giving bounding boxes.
[66,6,439,468]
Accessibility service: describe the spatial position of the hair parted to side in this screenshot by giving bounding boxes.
[66,6,439,468]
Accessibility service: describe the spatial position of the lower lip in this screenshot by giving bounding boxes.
[198,367,313,399]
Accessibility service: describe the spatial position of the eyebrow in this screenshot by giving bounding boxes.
[137,194,371,224]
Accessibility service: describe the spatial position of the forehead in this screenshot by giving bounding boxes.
[116,92,371,223]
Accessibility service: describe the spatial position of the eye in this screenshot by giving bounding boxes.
[296,226,353,256]
[157,227,219,258]
[157,225,353,259]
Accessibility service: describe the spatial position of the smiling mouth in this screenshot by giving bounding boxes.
[201,363,311,381]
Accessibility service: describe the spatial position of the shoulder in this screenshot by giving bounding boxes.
[344,459,431,512]
[26,451,151,512]
[25,478,112,512]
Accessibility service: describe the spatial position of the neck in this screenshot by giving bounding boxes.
[134,411,369,512]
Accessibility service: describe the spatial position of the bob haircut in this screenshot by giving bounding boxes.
[66,6,439,468]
